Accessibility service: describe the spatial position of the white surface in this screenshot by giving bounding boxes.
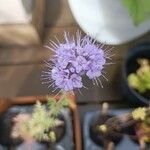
[0,0,33,24]
[68,0,150,45]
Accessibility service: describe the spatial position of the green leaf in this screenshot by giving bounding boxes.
[122,0,150,25]
[51,106,61,117]
[60,98,69,107]
[47,98,56,107]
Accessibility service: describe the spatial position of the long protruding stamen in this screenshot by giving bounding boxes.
[94,78,99,86]
[101,74,108,81]
[42,71,52,74]
[105,62,115,65]
[83,85,88,89]
[54,90,62,99]
[78,89,83,95]
[97,78,104,88]
[41,77,52,80]
[52,87,59,93]
[48,82,55,88]
[105,46,114,54]
[44,45,56,52]
[54,36,60,44]
[49,40,59,48]
[44,60,53,68]
[42,80,52,84]
[105,54,115,59]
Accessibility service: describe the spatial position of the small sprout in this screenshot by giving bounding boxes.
[98,124,108,133]
[137,59,150,75]
[128,59,150,93]
[47,98,61,117]
[139,139,146,150]
[47,96,69,117]
[60,98,69,107]
[132,107,147,121]
[11,101,64,143]
[49,131,56,143]
[107,142,115,150]
[101,102,109,114]
[48,98,56,108]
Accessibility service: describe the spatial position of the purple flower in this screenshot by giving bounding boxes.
[72,56,88,73]
[42,31,112,92]
[50,67,82,91]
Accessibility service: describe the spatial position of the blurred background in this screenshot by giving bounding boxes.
[0,0,150,107]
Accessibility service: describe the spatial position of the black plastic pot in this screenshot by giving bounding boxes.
[122,43,150,106]
[0,105,74,150]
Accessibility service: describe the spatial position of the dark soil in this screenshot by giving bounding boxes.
[50,116,66,143]
[89,113,123,147]
[142,90,150,100]
[123,123,139,144]
[0,110,22,146]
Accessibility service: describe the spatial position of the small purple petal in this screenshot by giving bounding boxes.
[70,74,83,88]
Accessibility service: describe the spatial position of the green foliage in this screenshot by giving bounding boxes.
[48,97,69,117]
[12,94,70,143]
[128,59,150,93]
[26,102,56,141]
[20,102,57,142]
[122,0,150,25]
[47,98,60,117]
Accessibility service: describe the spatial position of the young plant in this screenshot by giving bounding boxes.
[128,59,150,93]
[132,107,150,149]
[11,97,69,143]
[98,106,150,149]
[96,103,123,147]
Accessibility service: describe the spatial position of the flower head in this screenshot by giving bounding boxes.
[42,31,112,92]
[98,124,108,133]
[132,107,147,121]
